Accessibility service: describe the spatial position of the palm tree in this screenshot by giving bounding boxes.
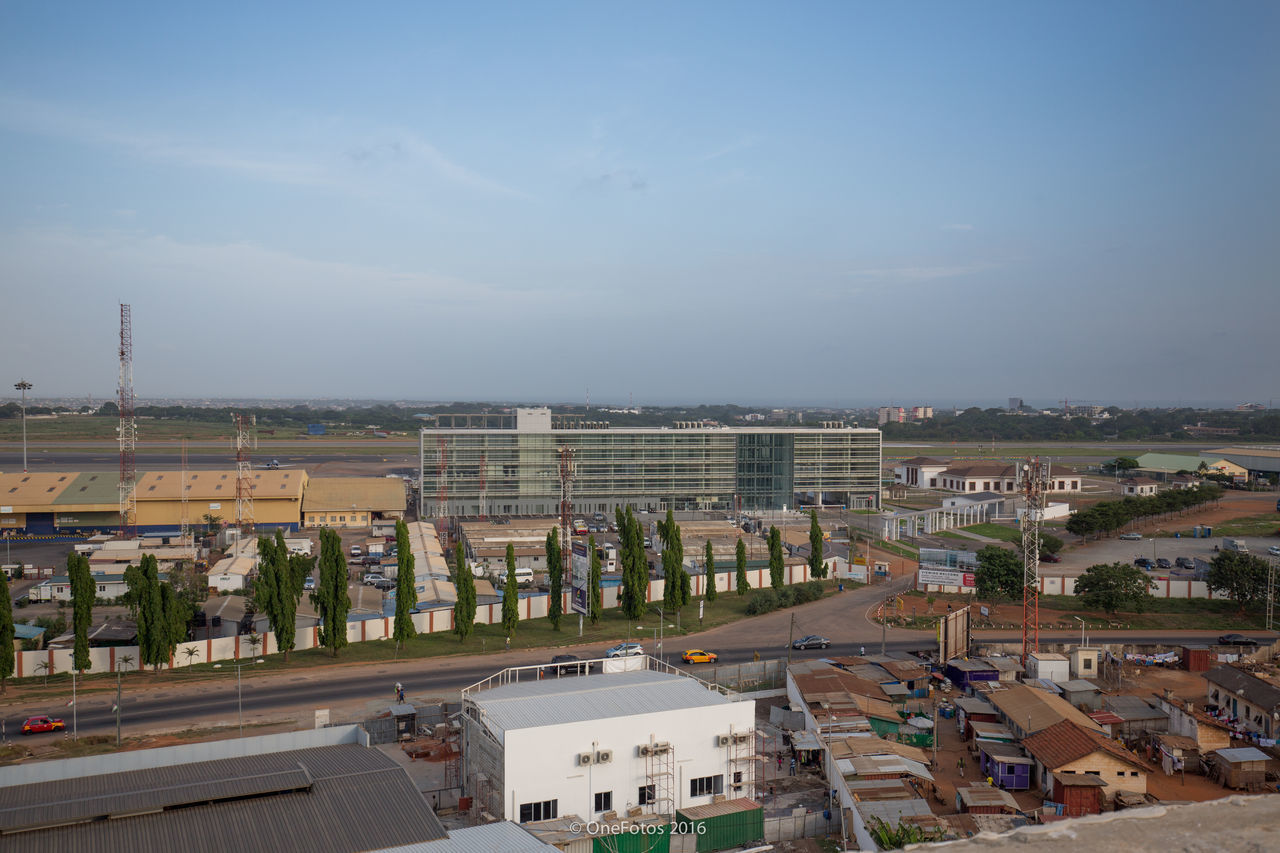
[246,632,262,659]
[180,645,200,667]
[35,660,50,686]
[118,654,135,675]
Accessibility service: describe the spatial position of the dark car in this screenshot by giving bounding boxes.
[1155,558,1172,569]
[1133,557,1155,569]
[792,635,831,650]
[543,654,592,676]
[1218,634,1259,646]
[374,578,397,591]
[1040,552,1061,563]
[1175,557,1195,569]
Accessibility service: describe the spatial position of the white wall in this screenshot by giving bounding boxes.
[502,700,756,821]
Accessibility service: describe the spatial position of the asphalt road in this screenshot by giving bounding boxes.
[0,450,419,470]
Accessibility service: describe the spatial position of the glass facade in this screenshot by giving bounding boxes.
[420,415,880,517]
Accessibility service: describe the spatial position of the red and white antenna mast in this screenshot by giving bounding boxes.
[1020,457,1050,664]
[233,413,257,533]
[117,303,137,538]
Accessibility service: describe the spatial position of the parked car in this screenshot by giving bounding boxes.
[303,576,316,591]
[606,642,644,658]
[362,555,382,566]
[1218,634,1259,647]
[374,578,397,591]
[22,716,65,734]
[592,512,606,522]
[362,573,387,586]
[792,635,830,650]
[1175,557,1195,569]
[1133,558,1155,569]
[681,649,718,664]
[1119,532,1143,541]
[1155,558,1172,569]
[351,545,362,557]
[1040,552,1061,563]
[1269,545,1280,557]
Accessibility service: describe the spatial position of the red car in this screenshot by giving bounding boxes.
[22,715,65,735]
[1040,553,1061,563]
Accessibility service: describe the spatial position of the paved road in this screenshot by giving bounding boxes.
[0,450,420,470]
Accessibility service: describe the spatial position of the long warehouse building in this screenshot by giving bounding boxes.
[420,407,881,517]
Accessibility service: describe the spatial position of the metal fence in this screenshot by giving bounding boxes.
[357,703,458,745]
[700,658,788,693]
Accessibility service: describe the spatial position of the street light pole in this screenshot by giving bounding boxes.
[1073,616,1085,647]
[15,380,32,473]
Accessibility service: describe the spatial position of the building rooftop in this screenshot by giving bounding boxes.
[986,683,1104,734]
[1214,747,1271,763]
[0,729,445,853]
[467,668,733,740]
[1206,665,1280,711]
[1104,695,1167,722]
[301,476,405,513]
[1022,720,1147,772]
[370,821,554,852]
[957,784,1019,810]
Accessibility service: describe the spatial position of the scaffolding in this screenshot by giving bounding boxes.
[728,725,758,798]
[642,737,674,817]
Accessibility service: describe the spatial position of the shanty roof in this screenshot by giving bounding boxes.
[1022,720,1147,772]
[302,477,404,512]
[676,797,761,820]
[1214,747,1271,763]
[1206,666,1280,712]
[1053,772,1107,787]
[855,799,934,828]
[830,736,929,765]
[987,683,1104,734]
[1104,695,1168,722]
[1058,679,1102,693]
[468,669,730,739]
[0,741,445,852]
[948,658,999,673]
[977,742,1032,764]
[957,785,1019,810]
[983,657,1023,673]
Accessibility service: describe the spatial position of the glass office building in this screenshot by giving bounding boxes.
[420,408,881,517]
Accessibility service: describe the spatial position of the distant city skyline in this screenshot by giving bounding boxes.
[2,2,1277,403]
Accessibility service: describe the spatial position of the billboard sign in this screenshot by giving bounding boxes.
[937,605,972,662]
[917,568,975,587]
[570,539,589,614]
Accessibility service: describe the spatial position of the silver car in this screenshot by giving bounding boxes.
[606,643,644,658]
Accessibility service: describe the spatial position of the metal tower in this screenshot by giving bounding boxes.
[558,446,575,588]
[116,303,137,538]
[1020,457,1050,663]
[232,413,257,532]
[179,438,190,544]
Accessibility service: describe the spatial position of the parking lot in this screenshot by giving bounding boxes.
[1054,533,1279,576]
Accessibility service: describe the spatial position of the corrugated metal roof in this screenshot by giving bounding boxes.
[855,799,934,827]
[470,669,730,736]
[1215,747,1271,763]
[370,821,556,852]
[2,743,446,853]
[302,476,403,512]
[677,797,761,820]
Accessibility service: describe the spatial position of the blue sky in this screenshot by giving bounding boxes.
[1,1,1277,406]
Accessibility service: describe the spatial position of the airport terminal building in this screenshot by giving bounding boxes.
[419,407,881,517]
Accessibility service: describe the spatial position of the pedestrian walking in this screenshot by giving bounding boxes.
[860,646,866,656]
[505,636,510,651]
[777,754,783,771]
[789,758,796,776]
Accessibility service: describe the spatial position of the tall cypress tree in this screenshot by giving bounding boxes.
[69,551,94,673]
[736,538,749,595]
[453,542,476,640]
[313,528,350,657]
[768,526,784,591]
[546,528,562,630]
[704,540,717,602]
[255,531,299,662]
[808,510,827,579]
[138,554,165,671]
[622,507,648,619]
[393,520,417,647]
[589,534,603,625]
[501,542,519,635]
[0,571,14,693]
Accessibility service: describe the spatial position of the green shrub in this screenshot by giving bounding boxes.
[746,590,779,615]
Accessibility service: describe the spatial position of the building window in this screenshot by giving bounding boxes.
[339,516,346,523]
[929,478,936,487]
[594,791,612,813]
[1071,481,1079,490]
[1082,658,1093,671]
[1116,771,1125,777]
[1130,771,1138,777]
[518,799,557,823]
[638,784,655,805]
[98,585,106,593]
[689,775,724,797]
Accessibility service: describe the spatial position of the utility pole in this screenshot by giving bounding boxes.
[114,667,123,746]
[786,612,796,665]
[880,592,887,655]
[14,380,31,473]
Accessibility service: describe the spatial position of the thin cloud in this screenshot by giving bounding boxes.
[846,263,996,283]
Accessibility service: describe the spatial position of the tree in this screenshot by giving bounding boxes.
[181,644,201,666]
[254,531,299,662]
[1074,562,1155,614]
[1208,551,1270,613]
[808,511,826,578]
[453,542,476,641]
[161,581,191,667]
[0,570,13,694]
[736,538,749,595]
[501,543,519,635]
[312,528,350,657]
[768,526,784,591]
[1039,532,1065,556]
[393,520,418,648]
[589,534,603,625]
[975,546,1022,600]
[68,551,94,674]
[546,528,563,630]
[137,554,166,671]
[618,506,648,619]
[704,541,717,602]
[659,510,687,611]
[35,660,50,685]
[121,562,144,619]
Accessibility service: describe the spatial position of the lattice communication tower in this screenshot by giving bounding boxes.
[1020,457,1050,663]
[233,413,257,532]
[117,303,137,538]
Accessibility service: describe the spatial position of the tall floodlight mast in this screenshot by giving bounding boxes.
[117,304,137,538]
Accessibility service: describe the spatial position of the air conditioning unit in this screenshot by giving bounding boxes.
[596,749,613,764]
[732,732,752,743]
[716,735,732,747]
[652,741,671,754]
[577,752,595,766]
[639,745,653,757]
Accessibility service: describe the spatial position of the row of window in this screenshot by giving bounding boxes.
[518,775,727,824]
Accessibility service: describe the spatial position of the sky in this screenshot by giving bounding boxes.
[1,1,1277,408]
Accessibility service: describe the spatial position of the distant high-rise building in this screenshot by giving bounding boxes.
[911,406,933,421]
[877,406,907,425]
[1008,397,1023,411]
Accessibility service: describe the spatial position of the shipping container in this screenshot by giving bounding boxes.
[675,798,763,853]
[592,823,669,853]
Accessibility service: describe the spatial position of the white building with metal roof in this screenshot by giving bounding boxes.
[461,659,756,825]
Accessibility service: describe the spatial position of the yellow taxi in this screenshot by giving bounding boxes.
[681,649,718,664]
